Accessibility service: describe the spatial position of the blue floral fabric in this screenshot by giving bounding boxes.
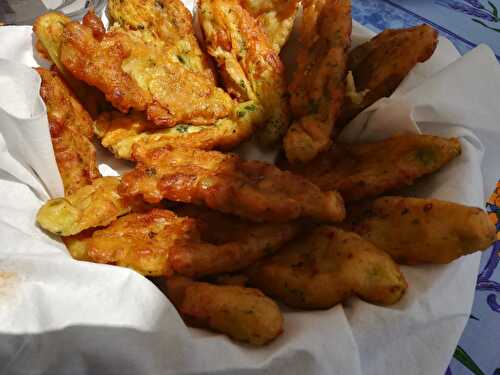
[352,1,500,374]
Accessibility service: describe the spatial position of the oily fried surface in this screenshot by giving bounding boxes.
[239,0,299,53]
[285,134,461,202]
[247,226,407,309]
[169,206,301,278]
[338,25,438,128]
[165,276,283,345]
[284,0,351,163]
[33,12,109,118]
[345,196,496,264]
[37,68,100,195]
[94,101,263,160]
[75,209,197,276]
[118,146,346,222]
[199,0,289,146]
[60,12,233,127]
[108,0,215,81]
[37,177,140,236]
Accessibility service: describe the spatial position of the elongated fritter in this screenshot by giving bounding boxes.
[338,25,438,128]
[165,276,283,345]
[37,68,100,195]
[94,101,263,160]
[199,0,289,146]
[240,0,299,53]
[71,209,197,276]
[170,207,301,278]
[119,146,346,222]
[37,177,142,236]
[284,0,351,163]
[60,11,233,127]
[247,226,407,309]
[345,197,496,264]
[33,12,108,118]
[285,134,461,202]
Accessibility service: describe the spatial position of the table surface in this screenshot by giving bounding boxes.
[352,1,500,374]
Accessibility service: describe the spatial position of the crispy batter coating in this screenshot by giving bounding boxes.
[285,134,461,202]
[37,177,141,236]
[60,11,233,127]
[247,226,407,309]
[108,0,215,81]
[33,12,108,118]
[338,25,438,128]
[170,206,301,277]
[165,276,283,345]
[119,146,346,222]
[72,209,197,276]
[239,0,299,52]
[37,68,100,195]
[94,101,263,160]
[345,196,496,264]
[284,0,351,163]
[199,0,289,146]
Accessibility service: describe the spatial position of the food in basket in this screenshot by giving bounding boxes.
[284,0,351,163]
[344,196,496,264]
[338,24,439,128]
[282,134,461,202]
[170,206,301,278]
[31,0,496,346]
[247,226,407,309]
[199,0,290,147]
[165,275,284,345]
[37,67,100,195]
[119,146,346,222]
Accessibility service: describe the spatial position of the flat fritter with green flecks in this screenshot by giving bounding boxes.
[118,146,346,223]
[169,206,301,278]
[247,226,407,309]
[60,10,233,127]
[284,134,461,202]
[94,100,264,161]
[199,0,289,147]
[344,196,496,264]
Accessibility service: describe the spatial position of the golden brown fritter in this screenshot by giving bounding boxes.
[94,100,263,160]
[247,226,407,309]
[71,209,197,276]
[239,0,299,52]
[199,0,289,146]
[285,134,461,202]
[338,25,438,128]
[36,177,142,236]
[33,12,109,118]
[37,68,100,195]
[108,0,215,81]
[169,206,301,278]
[284,0,351,163]
[60,11,233,127]
[118,146,346,222]
[345,196,496,264]
[165,276,283,345]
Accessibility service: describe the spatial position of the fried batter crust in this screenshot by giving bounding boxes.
[345,196,496,264]
[119,146,346,222]
[285,134,461,202]
[284,0,352,163]
[247,226,407,309]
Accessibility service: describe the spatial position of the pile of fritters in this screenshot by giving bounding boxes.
[33,0,495,346]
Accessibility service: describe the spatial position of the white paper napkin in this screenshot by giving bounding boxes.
[0,13,499,375]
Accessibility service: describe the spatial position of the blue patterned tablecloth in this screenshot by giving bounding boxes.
[352,1,500,374]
